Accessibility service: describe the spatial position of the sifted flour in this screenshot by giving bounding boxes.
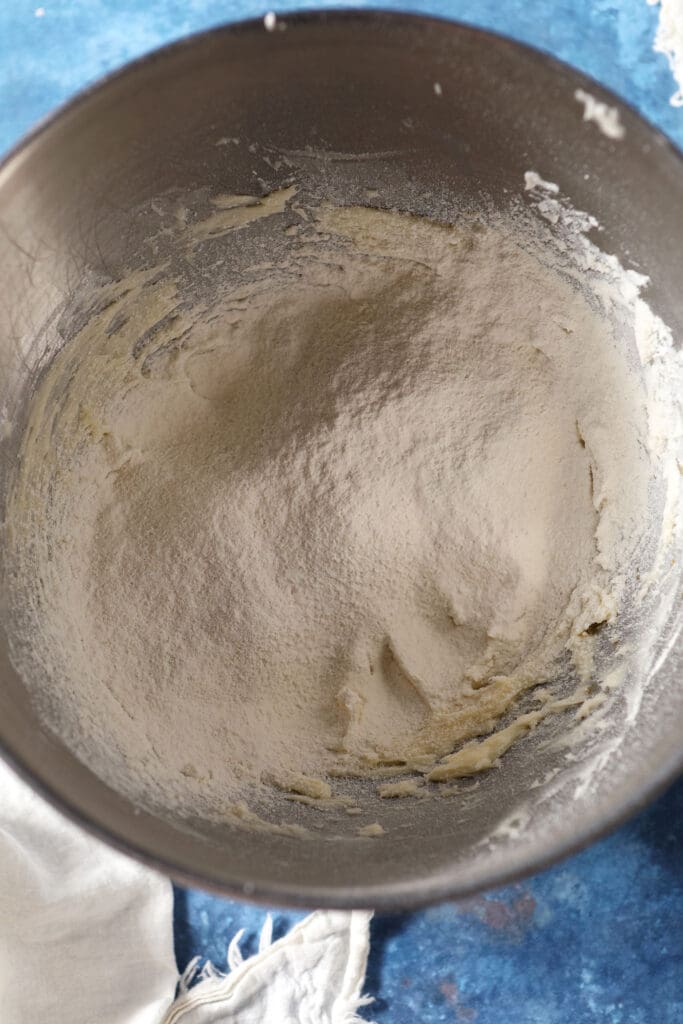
[5,186,681,821]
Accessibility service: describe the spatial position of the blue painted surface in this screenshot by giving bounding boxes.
[2,2,682,1021]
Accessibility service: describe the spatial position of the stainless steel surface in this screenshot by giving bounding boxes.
[0,11,681,910]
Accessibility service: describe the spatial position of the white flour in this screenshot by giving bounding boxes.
[574,89,625,139]
[5,184,681,819]
[649,0,683,106]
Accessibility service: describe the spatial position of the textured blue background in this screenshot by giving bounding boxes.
[2,3,682,1022]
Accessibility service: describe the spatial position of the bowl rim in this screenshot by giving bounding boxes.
[1,7,682,911]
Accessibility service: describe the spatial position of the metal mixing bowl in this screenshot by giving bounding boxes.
[0,11,681,910]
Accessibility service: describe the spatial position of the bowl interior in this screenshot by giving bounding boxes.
[0,12,681,908]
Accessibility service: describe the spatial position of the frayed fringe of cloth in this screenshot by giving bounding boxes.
[162,910,375,1023]
[176,915,278,991]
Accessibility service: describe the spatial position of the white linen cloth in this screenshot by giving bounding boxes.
[0,757,177,1024]
[0,757,374,1024]
[163,911,374,1024]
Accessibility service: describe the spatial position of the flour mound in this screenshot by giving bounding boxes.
[6,201,666,815]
